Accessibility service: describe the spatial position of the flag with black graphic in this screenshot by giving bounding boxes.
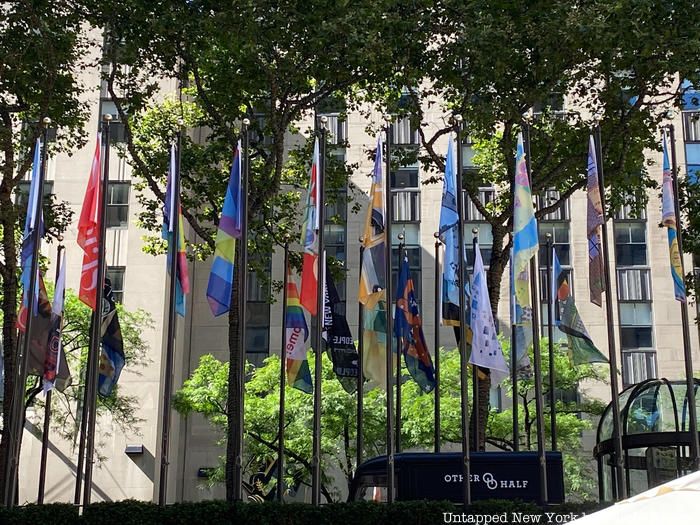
[98,279,125,397]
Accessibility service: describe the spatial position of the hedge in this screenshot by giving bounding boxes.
[0,499,606,525]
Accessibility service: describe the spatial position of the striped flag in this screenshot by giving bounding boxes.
[662,132,686,302]
[587,135,605,306]
[285,267,312,394]
[439,136,461,327]
[512,132,537,369]
[78,133,103,310]
[163,143,191,316]
[206,142,242,316]
[395,252,435,393]
[300,138,321,315]
[553,248,607,364]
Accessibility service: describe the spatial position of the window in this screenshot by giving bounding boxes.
[106,182,130,229]
[537,189,569,221]
[622,351,657,387]
[246,264,271,369]
[465,188,495,221]
[100,99,127,144]
[392,116,419,145]
[325,189,348,310]
[617,268,652,301]
[15,180,54,211]
[106,266,125,303]
[391,169,420,222]
[614,222,647,266]
[683,111,700,142]
[538,222,571,267]
[320,114,347,145]
[533,93,565,116]
[464,188,495,266]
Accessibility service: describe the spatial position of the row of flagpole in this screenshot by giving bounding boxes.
[6,110,699,508]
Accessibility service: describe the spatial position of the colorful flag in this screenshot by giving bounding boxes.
[19,138,45,317]
[510,248,532,371]
[587,135,605,306]
[284,267,312,394]
[553,249,607,364]
[78,133,103,310]
[300,138,321,315]
[206,142,242,316]
[512,132,536,369]
[163,143,191,316]
[359,135,386,308]
[43,251,69,392]
[324,259,358,393]
[469,243,509,384]
[440,136,461,327]
[395,253,435,393]
[662,133,686,302]
[98,279,125,397]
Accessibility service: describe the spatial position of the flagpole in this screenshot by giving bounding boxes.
[433,232,441,453]
[545,234,557,451]
[667,124,700,470]
[158,125,183,506]
[311,118,327,505]
[37,241,64,504]
[593,124,627,499]
[233,119,251,502]
[3,118,51,507]
[470,229,480,450]
[454,114,471,505]
[357,241,365,468]
[277,244,290,502]
[523,122,548,505]
[511,255,519,452]
[82,114,112,506]
[395,235,405,453]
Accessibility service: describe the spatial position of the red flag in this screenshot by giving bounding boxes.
[78,133,102,310]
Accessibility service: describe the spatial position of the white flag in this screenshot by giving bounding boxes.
[469,243,509,384]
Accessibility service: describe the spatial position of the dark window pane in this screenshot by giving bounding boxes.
[615,244,647,266]
[106,182,130,229]
[106,266,125,304]
[390,169,418,189]
[620,327,653,350]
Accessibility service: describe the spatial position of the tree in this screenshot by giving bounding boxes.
[0,0,90,497]
[175,338,606,502]
[364,0,700,447]
[91,0,417,499]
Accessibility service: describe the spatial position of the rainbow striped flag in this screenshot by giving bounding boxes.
[662,133,686,302]
[285,267,312,393]
[300,138,321,315]
[207,142,242,316]
[163,143,190,316]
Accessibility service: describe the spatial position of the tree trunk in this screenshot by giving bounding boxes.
[225,247,243,501]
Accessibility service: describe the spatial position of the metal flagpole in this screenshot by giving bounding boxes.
[158,126,183,506]
[523,122,548,505]
[4,118,51,507]
[667,124,700,470]
[395,235,404,453]
[37,242,64,504]
[357,241,365,468]
[545,234,557,451]
[433,232,441,453]
[277,244,290,502]
[593,124,627,499]
[454,115,471,505]
[82,114,113,506]
[383,116,396,503]
[470,229,479,449]
[510,246,519,452]
[311,119,327,505]
[233,119,251,502]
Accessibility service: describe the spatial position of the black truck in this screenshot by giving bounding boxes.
[349,451,565,503]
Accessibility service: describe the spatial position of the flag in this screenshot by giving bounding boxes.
[662,133,686,302]
[439,136,461,327]
[587,135,605,306]
[324,259,358,393]
[395,253,435,393]
[163,143,191,316]
[359,135,386,308]
[359,135,393,389]
[469,243,509,384]
[43,251,69,392]
[284,267,312,394]
[207,142,242,316]
[78,133,103,310]
[512,132,536,369]
[300,138,321,315]
[98,279,125,397]
[19,138,45,317]
[510,248,532,371]
[553,249,607,364]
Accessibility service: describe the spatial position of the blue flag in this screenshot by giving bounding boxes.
[395,253,435,393]
[20,139,45,315]
[440,137,461,327]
